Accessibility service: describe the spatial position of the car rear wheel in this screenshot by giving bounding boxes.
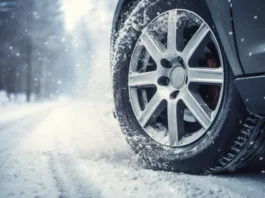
[112,0,265,174]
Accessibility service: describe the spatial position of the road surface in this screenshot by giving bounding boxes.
[0,99,265,198]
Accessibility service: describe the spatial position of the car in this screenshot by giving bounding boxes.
[110,0,265,174]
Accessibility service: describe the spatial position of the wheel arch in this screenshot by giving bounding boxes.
[111,0,244,76]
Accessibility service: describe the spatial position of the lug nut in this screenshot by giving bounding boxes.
[158,76,170,86]
[170,91,179,99]
[177,57,184,66]
[160,59,172,68]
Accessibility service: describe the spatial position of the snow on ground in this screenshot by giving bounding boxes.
[1,100,265,198]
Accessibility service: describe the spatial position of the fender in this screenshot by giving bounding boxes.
[230,0,265,115]
[205,0,244,76]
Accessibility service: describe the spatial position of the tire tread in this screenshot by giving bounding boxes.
[206,114,265,173]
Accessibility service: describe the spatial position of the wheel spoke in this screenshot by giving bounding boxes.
[130,88,142,113]
[188,67,223,85]
[183,23,209,61]
[167,99,183,146]
[182,90,211,129]
[141,31,166,63]
[167,10,177,52]
[138,92,165,127]
[129,71,157,87]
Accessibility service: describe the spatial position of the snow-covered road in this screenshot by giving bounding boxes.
[1,99,265,198]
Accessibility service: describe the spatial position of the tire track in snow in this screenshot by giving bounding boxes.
[44,110,103,198]
[47,152,102,198]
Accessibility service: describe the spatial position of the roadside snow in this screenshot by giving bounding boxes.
[0,97,70,125]
[0,102,51,124]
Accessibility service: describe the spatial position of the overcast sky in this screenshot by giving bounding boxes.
[61,0,117,32]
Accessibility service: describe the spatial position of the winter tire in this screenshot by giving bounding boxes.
[112,0,265,174]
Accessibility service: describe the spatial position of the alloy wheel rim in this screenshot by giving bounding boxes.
[128,9,224,147]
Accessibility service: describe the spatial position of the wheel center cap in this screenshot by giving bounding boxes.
[170,67,186,89]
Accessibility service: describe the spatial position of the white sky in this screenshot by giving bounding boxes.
[61,0,95,31]
[61,0,115,31]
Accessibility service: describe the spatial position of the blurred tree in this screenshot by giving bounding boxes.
[0,0,76,101]
[0,0,19,99]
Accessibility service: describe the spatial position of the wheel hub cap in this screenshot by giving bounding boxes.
[170,67,186,89]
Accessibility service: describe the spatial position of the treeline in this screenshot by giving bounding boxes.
[0,0,76,101]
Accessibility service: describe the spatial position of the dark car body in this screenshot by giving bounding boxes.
[111,0,265,115]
